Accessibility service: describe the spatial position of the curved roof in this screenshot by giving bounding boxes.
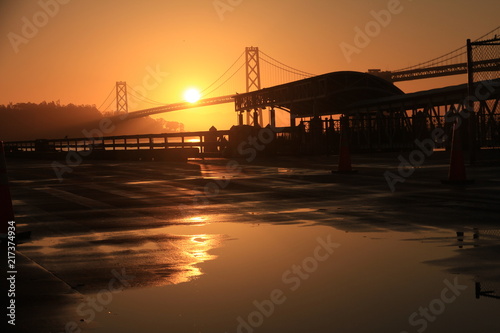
[233,71,404,116]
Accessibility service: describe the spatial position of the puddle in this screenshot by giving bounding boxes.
[84,222,500,333]
[21,224,227,286]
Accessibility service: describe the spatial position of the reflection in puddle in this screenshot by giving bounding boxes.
[88,222,500,333]
[421,227,500,302]
[21,226,227,288]
[185,216,209,225]
[124,180,166,185]
[278,207,318,214]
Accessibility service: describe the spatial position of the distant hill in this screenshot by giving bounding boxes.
[0,102,184,141]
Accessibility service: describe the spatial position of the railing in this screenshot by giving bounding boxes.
[5,130,231,155]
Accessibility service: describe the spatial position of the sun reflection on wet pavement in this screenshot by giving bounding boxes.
[21,223,227,288]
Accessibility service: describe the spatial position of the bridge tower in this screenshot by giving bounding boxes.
[245,47,263,126]
[116,81,128,114]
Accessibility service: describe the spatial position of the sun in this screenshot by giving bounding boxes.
[183,88,201,103]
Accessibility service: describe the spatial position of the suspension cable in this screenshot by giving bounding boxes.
[102,96,116,112]
[395,25,500,71]
[202,62,245,97]
[260,50,315,77]
[201,51,245,94]
[127,84,166,105]
[97,86,116,111]
[260,57,313,77]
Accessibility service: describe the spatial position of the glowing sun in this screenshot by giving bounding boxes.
[183,88,201,103]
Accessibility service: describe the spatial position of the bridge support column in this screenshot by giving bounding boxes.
[269,108,276,128]
[290,113,296,127]
[253,109,259,127]
[238,112,244,126]
[246,111,251,126]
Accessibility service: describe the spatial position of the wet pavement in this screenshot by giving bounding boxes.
[5,150,500,332]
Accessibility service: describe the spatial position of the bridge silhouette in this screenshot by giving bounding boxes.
[100,26,500,124]
[5,27,500,161]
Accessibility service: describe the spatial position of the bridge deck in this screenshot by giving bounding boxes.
[389,58,500,82]
[120,95,235,120]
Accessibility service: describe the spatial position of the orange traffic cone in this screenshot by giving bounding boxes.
[332,117,357,174]
[441,121,474,185]
[0,141,15,241]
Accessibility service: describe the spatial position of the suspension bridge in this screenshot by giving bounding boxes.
[97,25,500,125]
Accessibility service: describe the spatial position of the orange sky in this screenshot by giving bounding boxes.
[1,0,499,131]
